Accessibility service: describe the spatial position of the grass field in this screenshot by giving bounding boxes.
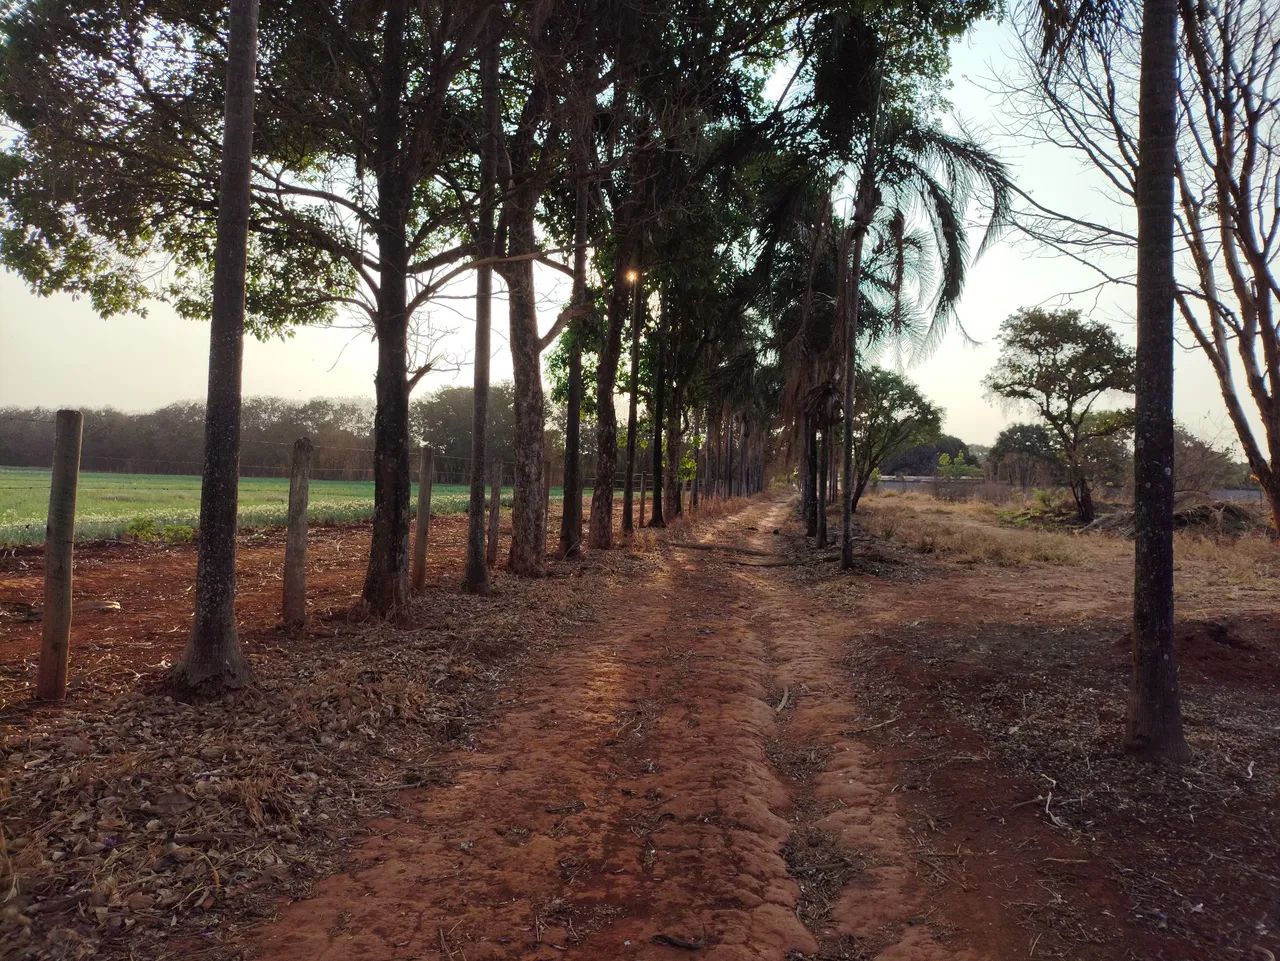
[0,468,537,546]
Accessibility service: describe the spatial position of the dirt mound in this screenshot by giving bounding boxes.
[1081,500,1263,537]
[1177,617,1276,690]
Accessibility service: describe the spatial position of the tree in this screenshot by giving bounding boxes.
[463,16,501,595]
[989,422,1060,487]
[0,0,493,616]
[1129,0,1190,764]
[984,307,1135,523]
[1019,0,1280,533]
[849,366,942,511]
[936,452,980,478]
[882,434,973,475]
[1172,427,1238,496]
[1028,0,1192,763]
[171,0,259,694]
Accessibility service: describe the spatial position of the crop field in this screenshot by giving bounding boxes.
[0,468,536,546]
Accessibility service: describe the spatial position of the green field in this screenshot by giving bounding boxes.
[0,468,535,546]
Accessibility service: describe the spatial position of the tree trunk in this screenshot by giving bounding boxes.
[851,471,870,514]
[502,199,547,576]
[726,419,735,497]
[815,428,828,547]
[666,388,683,518]
[622,268,642,535]
[804,421,818,535]
[558,178,589,559]
[649,309,666,528]
[1076,473,1096,525]
[841,216,870,570]
[173,0,258,694]
[463,18,500,594]
[588,233,637,549]
[1127,0,1191,764]
[362,0,412,617]
[1265,478,1280,536]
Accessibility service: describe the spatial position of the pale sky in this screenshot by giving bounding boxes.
[0,18,1240,450]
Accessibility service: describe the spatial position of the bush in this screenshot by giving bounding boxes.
[125,516,159,540]
[161,524,196,545]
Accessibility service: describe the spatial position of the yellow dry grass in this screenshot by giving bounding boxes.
[858,491,1279,604]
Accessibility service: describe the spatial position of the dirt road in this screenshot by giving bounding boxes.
[249,497,1005,961]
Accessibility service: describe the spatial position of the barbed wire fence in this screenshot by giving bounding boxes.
[2,408,734,700]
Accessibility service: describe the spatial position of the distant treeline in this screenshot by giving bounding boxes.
[0,384,566,483]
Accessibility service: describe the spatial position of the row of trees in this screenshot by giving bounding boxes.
[0,0,1213,763]
[1,387,540,481]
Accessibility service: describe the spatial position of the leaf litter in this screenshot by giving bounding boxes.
[0,563,608,961]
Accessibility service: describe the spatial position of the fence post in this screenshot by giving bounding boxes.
[36,409,83,701]
[411,444,434,590]
[638,472,647,528]
[487,461,501,567]
[281,436,313,629]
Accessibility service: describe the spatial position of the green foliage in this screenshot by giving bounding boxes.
[937,452,981,478]
[998,489,1080,529]
[989,422,1062,486]
[984,307,1134,513]
[882,434,974,475]
[991,423,1057,463]
[851,366,943,502]
[983,308,1135,429]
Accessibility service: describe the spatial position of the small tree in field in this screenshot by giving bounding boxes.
[850,367,942,512]
[984,307,1135,523]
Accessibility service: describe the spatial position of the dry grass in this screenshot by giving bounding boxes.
[858,492,1280,612]
[857,493,1109,567]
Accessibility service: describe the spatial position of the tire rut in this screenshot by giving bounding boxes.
[248,495,993,961]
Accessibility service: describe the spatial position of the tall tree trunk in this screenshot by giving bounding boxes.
[841,217,870,570]
[502,199,547,576]
[622,267,643,534]
[649,309,667,527]
[362,0,412,617]
[726,418,735,497]
[816,428,828,546]
[173,0,258,694]
[464,17,500,594]
[804,420,818,535]
[851,472,870,513]
[1127,0,1191,764]
[588,232,637,549]
[558,177,590,558]
[1069,467,1096,525]
[666,383,683,518]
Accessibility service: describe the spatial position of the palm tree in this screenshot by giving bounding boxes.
[1128,0,1190,763]
[171,0,259,694]
[1034,0,1190,763]
[833,115,1011,568]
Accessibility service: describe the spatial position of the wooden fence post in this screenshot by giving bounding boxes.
[487,461,501,567]
[36,409,83,701]
[281,437,313,629]
[411,444,434,590]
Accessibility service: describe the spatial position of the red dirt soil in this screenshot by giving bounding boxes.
[3,494,1276,960]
